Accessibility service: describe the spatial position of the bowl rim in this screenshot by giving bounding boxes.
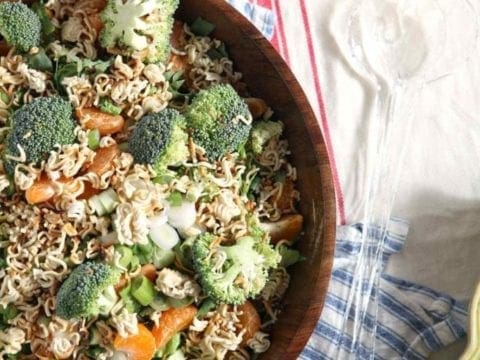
[195,0,337,357]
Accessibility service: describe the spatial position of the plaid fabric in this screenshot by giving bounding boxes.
[301,219,468,359]
[225,0,275,39]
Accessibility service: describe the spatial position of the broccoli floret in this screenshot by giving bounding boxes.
[192,233,280,305]
[0,2,41,52]
[56,261,120,319]
[100,0,179,63]
[129,108,188,173]
[186,84,252,160]
[3,96,76,175]
[250,120,283,154]
[278,245,305,267]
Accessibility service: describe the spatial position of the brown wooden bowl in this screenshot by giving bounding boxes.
[177,1,336,358]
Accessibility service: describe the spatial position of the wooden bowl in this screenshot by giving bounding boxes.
[177,1,336,358]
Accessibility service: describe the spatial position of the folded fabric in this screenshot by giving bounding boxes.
[225,0,275,40]
[301,218,468,360]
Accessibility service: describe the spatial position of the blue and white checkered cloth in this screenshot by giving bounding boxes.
[301,218,468,360]
[225,0,275,40]
[226,2,469,359]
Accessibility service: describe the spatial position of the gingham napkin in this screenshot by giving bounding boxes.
[225,1,470,359]
[301,218,468,359]
[225,0,275,40]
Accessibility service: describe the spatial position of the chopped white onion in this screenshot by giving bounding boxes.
[148,212,168,229]
[168,201,197,230]
[149,223,180,250]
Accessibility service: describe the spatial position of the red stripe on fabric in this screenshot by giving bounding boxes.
[272,0,290,64]
[299,0,346,224]
[256,0,272,8]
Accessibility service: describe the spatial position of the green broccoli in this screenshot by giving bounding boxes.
[56,262,120,319]
[0,2,42,52]
[192,233,280,305]
[278,245,305,267]
[3,96,76,175]
[186,84,252,160]
[100,0,179,63]
[128,108,188,173]
[250,120,283,154]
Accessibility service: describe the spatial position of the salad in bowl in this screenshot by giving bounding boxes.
[0,1,304,359]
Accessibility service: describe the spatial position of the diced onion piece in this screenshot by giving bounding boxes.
[149,223,180,250]
[167,201,196,230]
[148,212,168,229]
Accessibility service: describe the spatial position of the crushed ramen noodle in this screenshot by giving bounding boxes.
[0,1,304,359]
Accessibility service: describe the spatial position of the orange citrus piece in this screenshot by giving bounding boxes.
[87,12,104,35]
[78,181,102,200]
[140,264,157,283]
[85,145,120,176]
[113,323,156,360]
[152,305,198,349]
[25,177,72,205]
[238,301,261,346]
[76,107,124,136]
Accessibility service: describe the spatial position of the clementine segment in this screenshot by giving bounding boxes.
[238,301,261,346]
[85,145,120,176]
[76,107,124,136]
[113,323,156,360]
[152,305,197,349]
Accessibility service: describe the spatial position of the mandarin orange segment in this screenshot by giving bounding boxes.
[78,181,102,200]
[113,323,156,360]
[25,177,72,205]
[260,214,304,244]
[76,107,125,136]
[244,98,268,119]
[85,145,120,176]
[140,264,157,283]
[238,301,261,346]
[25,178,56,205]
[87,12,104,35]
[152,305,198,349]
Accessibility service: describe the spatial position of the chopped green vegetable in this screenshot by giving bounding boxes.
[167,296,193,308]
[163,333,182,357]
[115,245,133,269]
[167,191,183,207]
[32,2,56,43]
[152,247,176,269]
[99,98,122,116]
[190,17,215,36]
[277,245,305,267]
[131,275,156,306]
[150,293,171,312]
[27,48,53,72]
[120,282,142,313]
[88,188,120,216]
[197,298,216,317]
[0,90,10,105]
[87,129,101,150]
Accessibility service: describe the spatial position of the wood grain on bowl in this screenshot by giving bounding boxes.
[177,1,336,359]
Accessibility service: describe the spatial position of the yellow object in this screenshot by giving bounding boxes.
[461,281,480,360]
